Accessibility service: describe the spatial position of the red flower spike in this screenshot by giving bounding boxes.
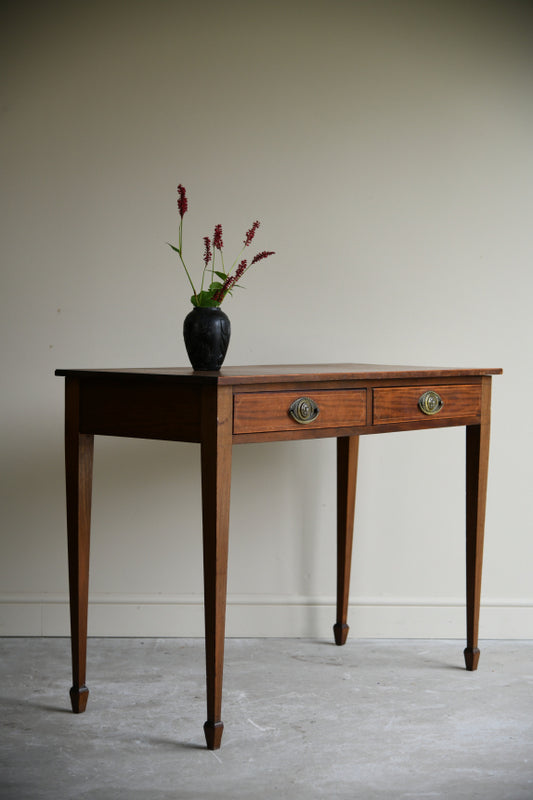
[234,259,248,281]
[203,236,212,266]
[213,259,248,303]
[213,281,232,303]
[250,250,275,265]
[177,184,188,217]
[244,221,260,246]
[213,224,223,250]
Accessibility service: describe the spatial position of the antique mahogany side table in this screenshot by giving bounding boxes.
[55,363,501,749]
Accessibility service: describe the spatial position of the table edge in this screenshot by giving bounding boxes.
[55,364,503,385]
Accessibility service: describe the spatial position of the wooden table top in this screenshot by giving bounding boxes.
[55,363,503,386]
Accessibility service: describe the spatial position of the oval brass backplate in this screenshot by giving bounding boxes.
[288,396,320,424]
[418,390,444,416]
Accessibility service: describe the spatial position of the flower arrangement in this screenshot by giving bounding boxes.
[168,184,275,307]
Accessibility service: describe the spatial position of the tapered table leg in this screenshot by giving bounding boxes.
[334,436,359,646]
[464,378,492,671]
[201,386,233,750]
[65,378,94,712]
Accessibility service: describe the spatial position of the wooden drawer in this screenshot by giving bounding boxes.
[233,389,367,435]
[373,384,481,425]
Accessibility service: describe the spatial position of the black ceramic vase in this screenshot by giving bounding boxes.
[183,306,231,371]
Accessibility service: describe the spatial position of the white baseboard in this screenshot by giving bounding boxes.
[1,594,532,638]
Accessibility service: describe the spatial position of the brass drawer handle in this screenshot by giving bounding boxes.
[289,396,320,424]
[418,390,444,416]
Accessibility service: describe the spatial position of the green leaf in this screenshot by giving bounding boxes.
[167,242,180,253]
[215,271,228,281]
[194,290,220,308]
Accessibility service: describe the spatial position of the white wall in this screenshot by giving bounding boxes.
[1,0,532,639]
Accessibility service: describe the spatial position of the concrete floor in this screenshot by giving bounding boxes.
[1,638,532,800]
